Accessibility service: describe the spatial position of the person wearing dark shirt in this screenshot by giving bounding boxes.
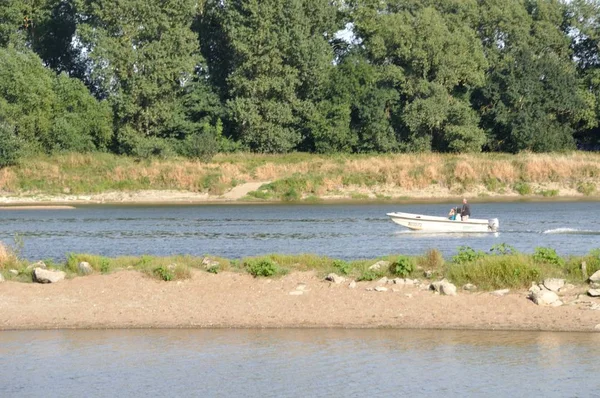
[460,198,471,221]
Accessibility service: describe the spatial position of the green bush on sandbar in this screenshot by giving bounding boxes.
[245,258,280,277]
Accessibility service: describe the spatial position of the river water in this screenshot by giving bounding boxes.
[1,329,599,397]
[2,203,599,396]
[0,201,598,261]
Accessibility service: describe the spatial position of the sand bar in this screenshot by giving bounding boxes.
[1,270,598,331]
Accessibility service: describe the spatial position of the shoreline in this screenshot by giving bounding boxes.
[1,270,599,332]
[0,187,598,207]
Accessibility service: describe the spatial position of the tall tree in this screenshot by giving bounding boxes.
[350,0,488,152]
[0,46,111,153]
[475,0,594,151]
[75,0,216,153]
[200,0,342,153]
[568,0,600,147]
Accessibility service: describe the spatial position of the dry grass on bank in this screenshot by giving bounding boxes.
[0,152,598,199]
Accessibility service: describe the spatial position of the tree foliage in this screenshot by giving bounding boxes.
[0,0,598,158]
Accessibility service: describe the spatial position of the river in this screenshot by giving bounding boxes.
[0,201,598,260]
[1,329,599,397]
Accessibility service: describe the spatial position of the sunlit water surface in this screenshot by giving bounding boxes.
[0,201,598,260]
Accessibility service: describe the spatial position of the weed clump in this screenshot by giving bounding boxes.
[417,249,445,271]
[153,265,173,281]
[357,269,383,281]
[390,256,414,277]
[245,258,279,277]
[452,246,485,264]
[152,264,191,281]
[533,247,564,266]
[332,259,350,275]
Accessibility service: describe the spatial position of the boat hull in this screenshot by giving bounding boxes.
[386,212,499,233]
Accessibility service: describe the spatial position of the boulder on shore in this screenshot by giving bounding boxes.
[589,270,600,283]
[26,261,46,271]
[78,261,94,275]
[588,289,600,297]
[33,268,65,284]
[325,273,346,284]
[491,289,510,296]
[368,261,389,271]
[543,278,565,292]
[530,290,562,307]
[430,279,457,296]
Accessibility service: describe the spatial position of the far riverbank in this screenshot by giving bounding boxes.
[0,152,599,204]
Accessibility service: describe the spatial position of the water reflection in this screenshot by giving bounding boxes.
[1,329,600,396]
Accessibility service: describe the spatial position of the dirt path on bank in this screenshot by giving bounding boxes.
[1,270,599,331]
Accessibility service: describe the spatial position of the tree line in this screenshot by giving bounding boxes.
[0,0,599,164]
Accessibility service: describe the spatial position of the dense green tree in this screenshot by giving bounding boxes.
[351,0,488,152]
[474,0,595,151]
[569,0,600,146]
[1,0,599,158]
[476,49,585,151]
[29,0,88,79]
[0,0,27,48]
[75,0,217,153]
[201,0,342,153]
[0,121,22,167]
[0,47,111,153]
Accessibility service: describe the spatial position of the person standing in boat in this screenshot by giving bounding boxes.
[460,198,471,221]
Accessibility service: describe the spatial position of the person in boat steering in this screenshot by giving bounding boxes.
[460,198,471,221]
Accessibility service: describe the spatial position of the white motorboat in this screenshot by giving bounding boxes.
[386,212,499,233]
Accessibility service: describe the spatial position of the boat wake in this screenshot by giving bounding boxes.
[542,228,600,235]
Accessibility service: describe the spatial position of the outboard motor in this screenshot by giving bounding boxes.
[488,218,499,232]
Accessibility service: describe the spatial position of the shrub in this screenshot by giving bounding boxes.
[136,255,153,268]
[490,243,518,255]
[533,247,564,266]
[0,122,22,168]
[173,264,191,280]
[357,269,383,281]
[0,240,19,270]
[207,265,219,274]
[246,258,279,277]
[129,136,175,159]
[282,188,301,201]
[390,255,414,277]
[178,131,218,162]
[153,265,173,281]
[452,246,485,264]
[514,182,532,195]
[332,259,350,275]
[577,182,596,196]
[100,257,111,274]
[537,189,559,197]
[483,177,502,192]
[447,255,541,290]
[417,249,445,270]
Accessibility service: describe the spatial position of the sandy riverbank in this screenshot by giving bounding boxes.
[1,270,599,331]
[0,182,596,207]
